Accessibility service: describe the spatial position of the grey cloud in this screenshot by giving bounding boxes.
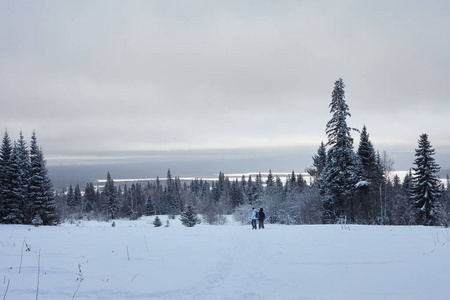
[1,0,450,178]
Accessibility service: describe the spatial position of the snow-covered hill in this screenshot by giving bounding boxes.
[1,217,449,300]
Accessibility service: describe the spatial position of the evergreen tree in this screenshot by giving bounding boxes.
[165,169,181,216]
[402,169,414,198]
[320,78,361,223]
[3,143,24,223]
[74,184,82,207]
[153,215,162,227]
[230,179,244,208]
[28,132,58,225]
[355,125,383,222]
[15,132,31,223]
[0,130,13,222]
[145,195,155,216]
[67,185,75,207]
[83,182,96,212]
[357,125,383,187]
[311,142,327,183]
[179,205,201,227]
[104,171,119,219]
[411,134,441,225]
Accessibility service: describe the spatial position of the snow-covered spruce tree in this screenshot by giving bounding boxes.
[16,132,31,223]
[74,184,82,207]
[67,185,75,208]
[0,130,14,223]
[4,144,26,223]
[153,215,162,227]
[411,134,441,225]
[165,169,182,217]
[83,182,96,213]
[311,142,327,184]
[320,78,361,223]
[29,132,58,225]
[145,195,155,216]
[438,174,450,226]
[355,125,383,223]
[357,125,383,187]
[180,205,201,227]
[104,172,119,220]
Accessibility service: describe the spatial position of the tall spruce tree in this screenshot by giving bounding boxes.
[320,78,361,223]
[67,185,75,207]
[3,142,25,223]
[356,125,383,222]
[84,182,96,212]
[104,171,119,219]
[0,131,13,223]
[29,132,58,225]
[357,125,383,187]
[311,142,327,183]
[16,132,31,223]
[411,134,441,225]
[74,184,82,207]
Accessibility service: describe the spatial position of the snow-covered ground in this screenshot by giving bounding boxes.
[1,217,449,300]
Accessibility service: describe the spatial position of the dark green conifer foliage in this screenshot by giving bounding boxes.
[320,79,361,223]
[67,185,75,207]
[0,131,14,223]
[74,184,82,207]
[84,182,96,212]
[16,132,31,223]
[145,195,155,216]
[357,125,383,188]
[153,215,162,227]
[411,134,441,225]
[312,142,327,182]
[28,132,58,225]
[104,172,119,219]
[180,205,201,227]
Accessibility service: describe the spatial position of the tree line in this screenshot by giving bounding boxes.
[1,79,449,226]
[0,131,58,225]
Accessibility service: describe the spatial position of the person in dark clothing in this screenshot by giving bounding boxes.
[258,208,265,229]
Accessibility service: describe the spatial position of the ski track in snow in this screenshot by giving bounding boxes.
[1,218,450,300]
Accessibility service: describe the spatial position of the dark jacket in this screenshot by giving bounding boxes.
[259,211,265,221]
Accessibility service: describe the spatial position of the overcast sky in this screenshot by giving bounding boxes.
[1,0,449,179]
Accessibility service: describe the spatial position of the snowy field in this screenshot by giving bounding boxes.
[1,217,450,300]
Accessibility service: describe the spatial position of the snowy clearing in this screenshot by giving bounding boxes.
[1,217,450,300]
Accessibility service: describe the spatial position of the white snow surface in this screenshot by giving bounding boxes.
[1,217,450,300]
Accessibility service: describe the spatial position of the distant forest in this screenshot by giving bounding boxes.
[1,79,449,226]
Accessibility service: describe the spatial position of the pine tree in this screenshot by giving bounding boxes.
[28,132,58,225]
[16,132,31,223]
[179,205,201,227]
[0,130,13,223]
[104,171,119,220]
[411,134,441,225]
[74,184,82,207]
[320,78,361,223]
[311,142,327,182]
[357,125,383,188]
[145,195,155,216]
[153,215,162,227]
[83,182,96,212]
[402,169,414,198]
[355,125,383,222]
[67,185,75,207]
[2,143,24,223]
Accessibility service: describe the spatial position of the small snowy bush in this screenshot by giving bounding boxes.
[180,206,201,227]
[233,204,253,224]
[32,214,43,227]
[153,216,162,227]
